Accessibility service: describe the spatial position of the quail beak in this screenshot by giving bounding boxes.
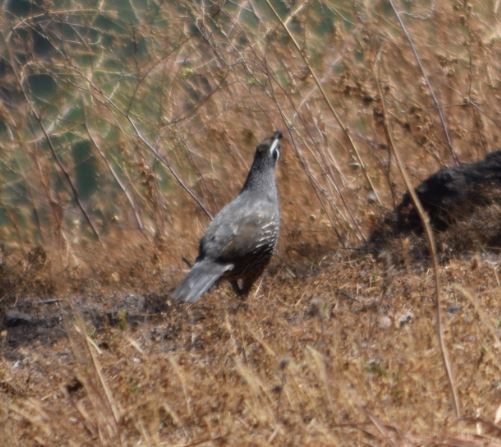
[272,130,283,141]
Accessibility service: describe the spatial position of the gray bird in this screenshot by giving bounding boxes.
[172,131,282,303]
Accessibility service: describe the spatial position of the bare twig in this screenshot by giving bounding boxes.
[375,50,461,418]
[387,0,459,165]
[0,34,102,243]
[262,0,383,205]
[74,73,213,220]
[127,117,213,220]
[34,113,103,243]
[82,103,146,234]
[263,61,363,244]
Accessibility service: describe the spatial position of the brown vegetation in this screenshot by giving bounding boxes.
[0,1,500,445]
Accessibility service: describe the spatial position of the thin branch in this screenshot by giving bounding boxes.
[388,0,459,165]
[82,103,146,234]
[0,31,102,243]
[261,0,383,206]
[35,112,103,243]
[127,117,213,220]
[266,80,347,246]
[262,60,363,244]
[375,50,461,418]
[74,73,213,221]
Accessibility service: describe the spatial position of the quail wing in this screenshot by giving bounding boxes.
[200,197,279,264]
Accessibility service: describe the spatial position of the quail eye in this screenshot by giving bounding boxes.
[272,147,280,160]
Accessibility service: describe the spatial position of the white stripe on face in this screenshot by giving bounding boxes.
[269,136,280,157]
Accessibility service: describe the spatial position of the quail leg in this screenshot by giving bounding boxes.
[230,279,244,296]
[231,264,267,298]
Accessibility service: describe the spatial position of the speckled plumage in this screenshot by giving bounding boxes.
[172,131,282,303]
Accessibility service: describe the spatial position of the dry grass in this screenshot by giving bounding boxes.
[0,1,500,445]
[1,246,500,445]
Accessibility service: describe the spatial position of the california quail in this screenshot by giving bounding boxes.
[172,130,282,303]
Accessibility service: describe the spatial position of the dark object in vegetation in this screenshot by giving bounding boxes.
[172,131,283,303]
[368,150,501,257]
[396,150,501,232]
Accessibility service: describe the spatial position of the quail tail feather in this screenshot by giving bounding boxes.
[172,260,233,303]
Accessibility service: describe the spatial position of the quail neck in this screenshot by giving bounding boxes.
[240,133,281,201]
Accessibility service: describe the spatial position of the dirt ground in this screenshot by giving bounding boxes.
[1,209,500,445]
